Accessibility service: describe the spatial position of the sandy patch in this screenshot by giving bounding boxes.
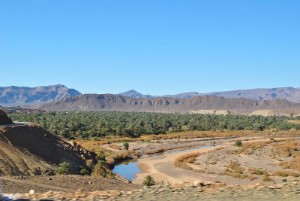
[132,137,300,186]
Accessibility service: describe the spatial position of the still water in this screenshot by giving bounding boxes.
[112,161,140,181]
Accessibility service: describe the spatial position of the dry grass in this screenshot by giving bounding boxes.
[273,170,300,177]
[143,130,297,140]
[288,120,300,125]
[107,144,122,150]
[223,161,248,179]
[106,150,136,166]
[243,141,271,150]
[279,157,300,172]
[74,140,113,155]
[227,161,244,174]
[77,130,300,147]
[174,152,200,170]
[239,141,272,155]
[274,140,299,157]
[248,168,269,176]
[263,175,272,182]
[144,148,165,154]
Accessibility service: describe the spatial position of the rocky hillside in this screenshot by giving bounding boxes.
[0,109,13,125]
[40,94,300,115]
[207,87,300,103]
[0,84,81,107]
[119,87,300,103]
[0,124,96,176]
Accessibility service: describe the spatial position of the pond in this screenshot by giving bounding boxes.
[112,161,141,181]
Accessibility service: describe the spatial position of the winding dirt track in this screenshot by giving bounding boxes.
[134,145,224,184]
[133,138,287,185]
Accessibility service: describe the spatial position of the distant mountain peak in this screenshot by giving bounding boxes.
[124,89,140,94]
[119,90,152,98]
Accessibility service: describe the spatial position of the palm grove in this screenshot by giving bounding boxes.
[8,112,300,139]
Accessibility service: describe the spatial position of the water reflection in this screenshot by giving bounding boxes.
[112,161,141,181]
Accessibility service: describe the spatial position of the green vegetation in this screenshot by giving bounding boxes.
[9,111,300,139]
[55,162,70,175]
[96,151,106,161]
[143,175,155,186]
[123,142,129,150]
[79,166,90,175]
[235,140,243,147]
[92,160,114,178]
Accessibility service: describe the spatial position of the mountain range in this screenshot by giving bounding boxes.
[120,87,300,103]
[2,85,300,115]
[0,85,81,107]
[39,93,300,115]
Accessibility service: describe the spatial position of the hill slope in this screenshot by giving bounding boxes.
[0,109,13,125]
[0,84,81,107]
[207,87,300,103]
[40,94,300,115]
[0,125,95,176]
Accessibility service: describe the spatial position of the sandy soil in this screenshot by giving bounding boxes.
[0,175,140,194]
[133,137,300,186]
[133,145,225,185]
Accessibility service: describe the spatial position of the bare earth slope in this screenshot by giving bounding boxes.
[0,125,95,176]
[40,94,300,114]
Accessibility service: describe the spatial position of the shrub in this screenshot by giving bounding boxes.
[55,162,70,175]
[143,175,155,186]
[227,161,244,174]
[235,140,243,147]
[248,168,268,176]
[92,163,107,177]
[92,161,113,178]
[273,171,300,177]
[106,151,134,166]
[263,175,272,182]
[97,151,106,161]
[79,166,90,175]
[123,142,129,150]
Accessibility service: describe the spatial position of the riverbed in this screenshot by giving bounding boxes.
[112,145,215,181]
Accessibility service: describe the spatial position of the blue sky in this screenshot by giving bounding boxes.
[1,0,299,95]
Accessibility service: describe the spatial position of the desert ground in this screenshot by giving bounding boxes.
[132,137,300,186]
[2,134,300,200]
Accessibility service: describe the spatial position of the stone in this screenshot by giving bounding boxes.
[193,180,204,187]
[29,190,35,195]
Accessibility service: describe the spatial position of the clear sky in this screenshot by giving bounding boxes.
[1,0,299,95]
